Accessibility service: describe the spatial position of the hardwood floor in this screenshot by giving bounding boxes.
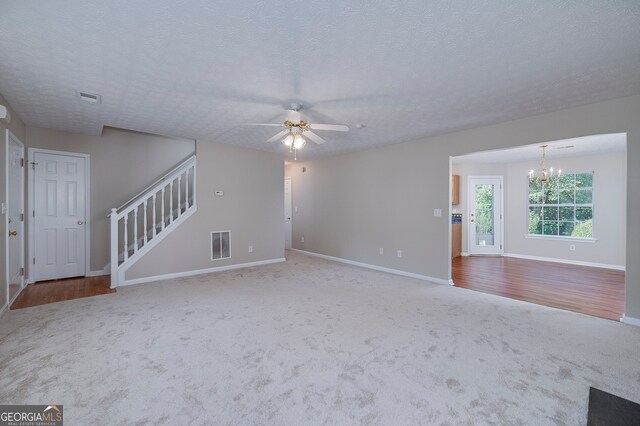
[452,256,625,321]
[11,275,115,310]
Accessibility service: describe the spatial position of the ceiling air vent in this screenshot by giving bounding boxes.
[79,92,101,104]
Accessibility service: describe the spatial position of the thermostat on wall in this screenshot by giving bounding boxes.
[214,190,224,197]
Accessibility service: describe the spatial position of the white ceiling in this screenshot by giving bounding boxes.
[0,1,639,160]
[452,133,627,164]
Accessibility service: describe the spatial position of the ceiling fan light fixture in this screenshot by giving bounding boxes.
[293,134,306,150]
[282,133,294,148]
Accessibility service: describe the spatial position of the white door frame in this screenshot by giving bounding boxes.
[5,130,25,303]
[27,148,91,283]
[467,175,504,255]
[284,176,292,250]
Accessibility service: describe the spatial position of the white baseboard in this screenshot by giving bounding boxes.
[621,315,640,327]
[86,270,108,277]
[120,257,286,287]
[461,252,469,257]
[0,303,7,319]
[503,253,625,271]
[292,249,450,285]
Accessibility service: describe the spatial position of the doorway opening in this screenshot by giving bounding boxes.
[449,133,627,320]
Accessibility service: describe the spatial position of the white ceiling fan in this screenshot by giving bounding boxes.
[245,104,349,158]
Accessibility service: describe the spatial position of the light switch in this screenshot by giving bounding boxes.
[214,190,224,197]
[433,209,442,217]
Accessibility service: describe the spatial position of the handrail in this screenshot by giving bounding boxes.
[110,155,197,287]
[109,154,195,216]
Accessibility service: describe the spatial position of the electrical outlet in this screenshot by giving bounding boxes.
[397,250,402,258]
[569,244,575,251]
[433,209,442,217]
[379,247,384,255]
[248,245,253,253]
[300,236,305,243]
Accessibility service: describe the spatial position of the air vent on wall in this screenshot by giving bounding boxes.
[79,92,101,104]
[211,231,231,260]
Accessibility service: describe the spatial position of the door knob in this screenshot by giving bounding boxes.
[77,220,85,225]
[8,231,17,236]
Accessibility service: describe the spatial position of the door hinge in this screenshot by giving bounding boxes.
[19,267,24,276]
[20,213,24,222]
[20,158,24,167]
[33,210,35,217]
[33,257,35,265]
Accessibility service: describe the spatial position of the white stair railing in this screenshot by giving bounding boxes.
[109,155,197,286]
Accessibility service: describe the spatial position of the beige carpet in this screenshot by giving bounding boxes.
[0,252,639,425]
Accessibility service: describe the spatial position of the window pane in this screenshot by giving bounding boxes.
[575,207,592,221]
[543,183,559,204]
[559,189,574,204]
[475,185,493,209]
[558,174,575,191]
[543,206,558,221]
[529,177,543,204]
[559,206,574,221]
[559,221,575,236]
[575,189,592,204]
[529,207,542,234]
[572,219,593,238]
[543,222,558,235]
[575,173,593,188]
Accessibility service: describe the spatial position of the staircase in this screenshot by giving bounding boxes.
[109,155,197,286]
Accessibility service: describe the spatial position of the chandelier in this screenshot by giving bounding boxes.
[529,145,561,183]
[282,131,306,160]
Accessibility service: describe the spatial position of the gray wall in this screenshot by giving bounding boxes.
[287,95,640,320]
[125,140,285,280]
[26,126,195,272]
[0,93,26,309]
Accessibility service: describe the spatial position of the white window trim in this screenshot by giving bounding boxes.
[524,234,597,243]
[525,172,595,240]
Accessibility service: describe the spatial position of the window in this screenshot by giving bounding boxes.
[211,231,231,260]
[528,172,593,238]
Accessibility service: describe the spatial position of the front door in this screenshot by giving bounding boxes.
[284,177,292,250]
[468,176,503,255]
[33,152,87,281]
[7,131,25,299]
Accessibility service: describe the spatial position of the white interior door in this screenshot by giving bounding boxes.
[284,176,292,250]
[7,131,25,297]
[33,152,86,281]
[468,176,503,255]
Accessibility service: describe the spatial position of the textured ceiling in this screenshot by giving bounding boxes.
[0,1,639,160]
[452,133,627,164]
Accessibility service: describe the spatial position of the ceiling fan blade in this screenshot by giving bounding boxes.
[309,123,349,132]
[287,110,301,123]
[267,130,289,142]
[244,123,283,127]
[304,131,326,145]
